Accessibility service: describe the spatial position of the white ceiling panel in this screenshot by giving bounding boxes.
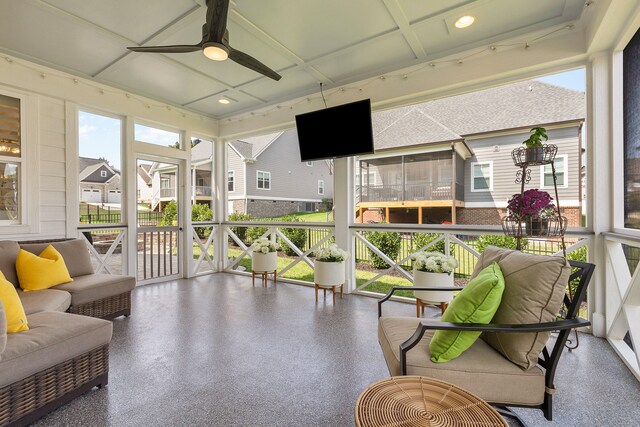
[100,55,227,106]
[185,91,262,117]
[42,0,198,44]
[233,0,398,60]
[0,0,128,75]
[398,0,476,24]
[159,20,294,87]
[241,68,318,102]
[313,33,415,82]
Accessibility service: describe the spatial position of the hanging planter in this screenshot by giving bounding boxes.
[525,218,549,237]
[511,127,557,166]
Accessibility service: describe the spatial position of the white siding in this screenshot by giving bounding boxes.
[227,147,245,196]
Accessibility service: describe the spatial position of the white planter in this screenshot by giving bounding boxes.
[412,269,454,304]
[314,260,345,287]
[252,251,277,272]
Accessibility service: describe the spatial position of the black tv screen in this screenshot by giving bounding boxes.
[295,99,374,161]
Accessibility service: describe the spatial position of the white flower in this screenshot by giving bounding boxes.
[412,250,457,274]
[261,247,269,254]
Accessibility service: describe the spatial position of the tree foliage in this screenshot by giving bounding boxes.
[366,231,402,269]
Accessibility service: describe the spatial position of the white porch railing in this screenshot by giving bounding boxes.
[191,222,217,275]
[603,232,640,380]
[78,226,127,275]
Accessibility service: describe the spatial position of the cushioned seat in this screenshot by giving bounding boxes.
[378,316,545,406]
[18,288,71,315]
[0,311,112,388]
[53,273,135,306]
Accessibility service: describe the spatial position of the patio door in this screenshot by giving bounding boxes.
[136,157,183,283]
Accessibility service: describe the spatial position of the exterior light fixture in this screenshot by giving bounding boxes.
[455,15,475,29]
[218,98,231,105]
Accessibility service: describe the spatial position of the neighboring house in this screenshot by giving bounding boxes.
[357,80,585,226]
[148,140,214,211]
[78,157,121,204]
[137,164,153,205]
[228,130,334,217]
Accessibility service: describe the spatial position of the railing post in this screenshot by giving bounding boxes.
[334,157,356,293]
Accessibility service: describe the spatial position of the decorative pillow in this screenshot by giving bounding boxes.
[0,270,29,333]
[475,246,570,370]
[16,245,73,292]
[429,262,504,363]
[19,239,94,277]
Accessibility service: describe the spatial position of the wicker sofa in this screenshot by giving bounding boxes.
[0,238,136,426]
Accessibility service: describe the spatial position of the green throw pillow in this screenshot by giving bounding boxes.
[429,262,505,363]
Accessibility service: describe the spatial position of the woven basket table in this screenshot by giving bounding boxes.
[355,376,507,427]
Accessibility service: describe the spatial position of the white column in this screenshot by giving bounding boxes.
[333,157,356,293]
[214,138,227,271]
[589,53,613,337]
[182,131,194,278]
[124,116,137,277]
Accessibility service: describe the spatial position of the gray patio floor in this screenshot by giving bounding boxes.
[33,274,640,426]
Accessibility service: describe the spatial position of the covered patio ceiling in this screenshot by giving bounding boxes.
[0,0,593,122]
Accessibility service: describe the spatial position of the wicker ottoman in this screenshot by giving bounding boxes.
[355,376,507,427]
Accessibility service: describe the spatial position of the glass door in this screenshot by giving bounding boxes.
[136,157,182,283]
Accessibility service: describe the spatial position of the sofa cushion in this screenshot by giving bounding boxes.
[473,246,570,370]
[16,246,73,291]
[20,239,94,278]
[53,273,135,306]
[0,271,29,333]
[0,311,112,388]
[0,240,20,288]
[378,316,545,406]
[18,289,71,315]
[429,262,504,363]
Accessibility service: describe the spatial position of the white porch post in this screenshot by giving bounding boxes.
[124,116,136,277]
[589,53,613,337]
[214,138,227,271]
[333,157,356,293]
[182,131,194,278]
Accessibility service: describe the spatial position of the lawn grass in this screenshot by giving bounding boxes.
[268,211,332,222]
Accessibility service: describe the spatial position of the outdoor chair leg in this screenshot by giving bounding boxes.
[493,406,527,427]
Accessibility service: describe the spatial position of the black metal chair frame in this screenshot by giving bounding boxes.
[377,260,595,424]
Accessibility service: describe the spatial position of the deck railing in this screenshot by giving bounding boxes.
[359,181,460,202]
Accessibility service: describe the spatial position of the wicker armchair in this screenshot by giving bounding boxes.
[377,249,594,424]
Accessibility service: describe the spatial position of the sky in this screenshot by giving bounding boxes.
[78,69,587,166]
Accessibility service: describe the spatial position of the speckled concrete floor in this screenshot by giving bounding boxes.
[32,274,640,427]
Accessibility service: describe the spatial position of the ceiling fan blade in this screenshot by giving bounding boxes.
[229,48,282,81]
[127,45,202,53]
[202,0,230,42]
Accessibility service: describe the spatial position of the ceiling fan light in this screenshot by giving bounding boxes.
[454,15,475,29]
[203,43,229,61]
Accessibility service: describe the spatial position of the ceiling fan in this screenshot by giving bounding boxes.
[127,0,281,81]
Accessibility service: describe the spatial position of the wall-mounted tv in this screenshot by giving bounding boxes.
[295,99,375,162]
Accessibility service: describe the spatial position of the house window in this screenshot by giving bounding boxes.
[624,28,640,229]
[318,180,325,195]
[306,161,313,167]
[228,170,234,192]
[100,170,107,178]
[541,156,567,188]
[0,94,21,224]
[257,171,271,190]
[471,162,492,191]
[161,178,170,189]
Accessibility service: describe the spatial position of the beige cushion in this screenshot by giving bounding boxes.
[20,239,94,278]
[18,289,71,315]
[0,311,112,388]
[473,246,570,370]
[0,240,20,287]
[378,316,545,406]
[0,300,6,355]
[53,273,135,306]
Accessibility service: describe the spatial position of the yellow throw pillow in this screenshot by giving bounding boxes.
[16,245,73,292]
[0,270,29,333]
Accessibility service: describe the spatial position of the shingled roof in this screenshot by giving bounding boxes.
[371,80,585,149]
[228,132,284,160]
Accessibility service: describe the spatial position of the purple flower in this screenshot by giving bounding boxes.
[507,189,555,220]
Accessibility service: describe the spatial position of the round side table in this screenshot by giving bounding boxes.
[355,376,507,427]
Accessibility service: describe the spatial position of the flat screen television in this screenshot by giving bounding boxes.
[295,99,374,161]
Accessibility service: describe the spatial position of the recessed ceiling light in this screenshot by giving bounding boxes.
[218,98,231,105]
[455,15,475,29]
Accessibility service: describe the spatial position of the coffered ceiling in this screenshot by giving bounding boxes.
[0,0,588,119]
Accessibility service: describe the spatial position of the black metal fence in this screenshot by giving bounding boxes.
[80,210,163,225]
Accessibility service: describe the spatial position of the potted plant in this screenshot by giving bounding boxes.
[411,251,458,305]
[249,237,280,272]
[522,126,548,163]
[506,189,556,236]
[313,243,349,287]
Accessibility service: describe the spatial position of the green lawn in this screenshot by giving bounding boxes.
[268,211,332,222]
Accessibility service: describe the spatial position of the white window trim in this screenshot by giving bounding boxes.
[318,179,325,195]
[470,161,493,192]
[100,170,107,177]
[228,170,235,192]
[306,161,313,167]
[256,170,271,190]
[540,155,568,189]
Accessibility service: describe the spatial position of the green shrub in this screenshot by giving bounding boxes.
[245,224,269,244]
[160,201,178,226]
[192,203,213,239]
[278,215,307,256]
[567,246,588,297]
[365,231,402,269]
[228,212,252,244]
[320,198,333,212]
[413,233,452,254]
[476,235,526,253]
